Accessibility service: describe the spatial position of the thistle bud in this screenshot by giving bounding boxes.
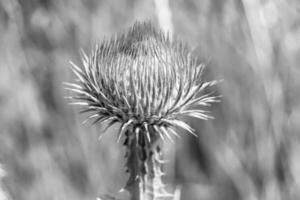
[65,21,218,200]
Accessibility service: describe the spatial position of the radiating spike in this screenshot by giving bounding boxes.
[81,113,100,125]
[167,127,180,138]
[69,61,83,73]
[79,49,90,75]
[68,102,89,106]
[80,48,89,62]
[185,112,213,120]
[161,119,197,137]
[101,118,119,133]
[90,116,107,126]
[117,119,134,143]
[154,125,166,143]
[64,88,99,103]
[160,126,174,143]
[143,122,151,143]
[62,82,83,89]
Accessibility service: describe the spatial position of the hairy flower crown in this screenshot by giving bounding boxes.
[65,22,218,141]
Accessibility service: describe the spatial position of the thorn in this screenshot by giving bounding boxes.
[119,188,125,193]
[173,185,182,200]
[98,134,104,141]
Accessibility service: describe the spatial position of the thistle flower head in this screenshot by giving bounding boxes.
[65,22,218,141]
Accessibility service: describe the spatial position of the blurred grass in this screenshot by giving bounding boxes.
[0,0,300,200]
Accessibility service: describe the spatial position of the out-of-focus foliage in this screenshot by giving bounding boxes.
[0,0,300,200]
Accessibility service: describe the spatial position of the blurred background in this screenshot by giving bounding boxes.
[1,0,300,199]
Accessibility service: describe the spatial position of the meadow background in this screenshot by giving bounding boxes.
[1,0,300,199]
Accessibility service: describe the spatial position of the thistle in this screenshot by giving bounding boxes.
[65,21,218,200]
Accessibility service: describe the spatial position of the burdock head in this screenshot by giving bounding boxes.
[65,21,218,200]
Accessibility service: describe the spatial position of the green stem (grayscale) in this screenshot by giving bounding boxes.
[124,127,172,200]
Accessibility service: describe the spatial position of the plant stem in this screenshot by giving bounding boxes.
[124,127,171,200]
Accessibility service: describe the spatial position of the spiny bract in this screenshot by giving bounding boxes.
[65,22,218,142]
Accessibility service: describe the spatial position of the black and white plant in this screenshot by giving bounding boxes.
[65,22,218,200]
